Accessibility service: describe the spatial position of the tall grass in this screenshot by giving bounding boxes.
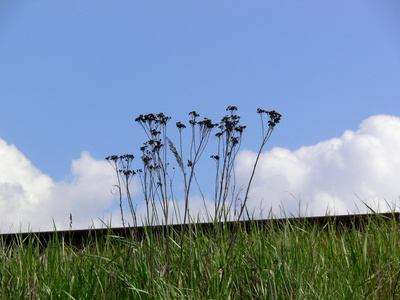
[1,211,400,298]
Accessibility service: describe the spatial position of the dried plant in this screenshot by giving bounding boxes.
[106,106,282,286]
[105,154,136,229]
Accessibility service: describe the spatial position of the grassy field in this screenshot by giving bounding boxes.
[1,108,395,298]
[0,212,399,299]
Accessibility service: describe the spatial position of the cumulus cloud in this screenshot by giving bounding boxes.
[1,114,399,233]
[0,139,131,233]
[235,115,400,218]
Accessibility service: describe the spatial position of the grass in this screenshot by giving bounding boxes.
[2,107,398,298]
[1,211,400,299]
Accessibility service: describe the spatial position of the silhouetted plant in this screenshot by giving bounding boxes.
[105,154,136,228]
[106,106,281,288]
[105,155,125,227]
[224,108,282,268]
[135,112,173,275]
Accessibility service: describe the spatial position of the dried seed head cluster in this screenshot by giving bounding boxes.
[135,112,173,169]
[198,118,216,130]
[106,106,282,243]
[135,113,171,134]
[105,154,134,162]
[257,108,282,128]
[187,111,218,129]
[105,154,136,177]
[212,106,247,155]
[176,121,186,131]
[140,143,157,169]
[226,105,238,112]
[105,155,119,162]
[217,107,246,136]
[135,112,171,125]
[186,111,219,152]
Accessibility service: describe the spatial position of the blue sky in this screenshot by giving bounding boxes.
[0,1,399,232]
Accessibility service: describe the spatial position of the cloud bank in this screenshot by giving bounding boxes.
[236,114,400,217]
[0,114,399,233]
[0,140,125,233]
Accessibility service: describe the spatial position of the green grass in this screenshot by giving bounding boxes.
[1,212,400,299]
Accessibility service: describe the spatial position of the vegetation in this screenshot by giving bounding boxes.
[0,212,400,298]
[105,106,282,282]
[1,107,398,299]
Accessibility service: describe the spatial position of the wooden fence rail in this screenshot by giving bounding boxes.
[0,212,398,248]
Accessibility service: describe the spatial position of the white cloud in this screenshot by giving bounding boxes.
[0,139,131,233]
[235,114,400,217]
[1,114,399,233]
